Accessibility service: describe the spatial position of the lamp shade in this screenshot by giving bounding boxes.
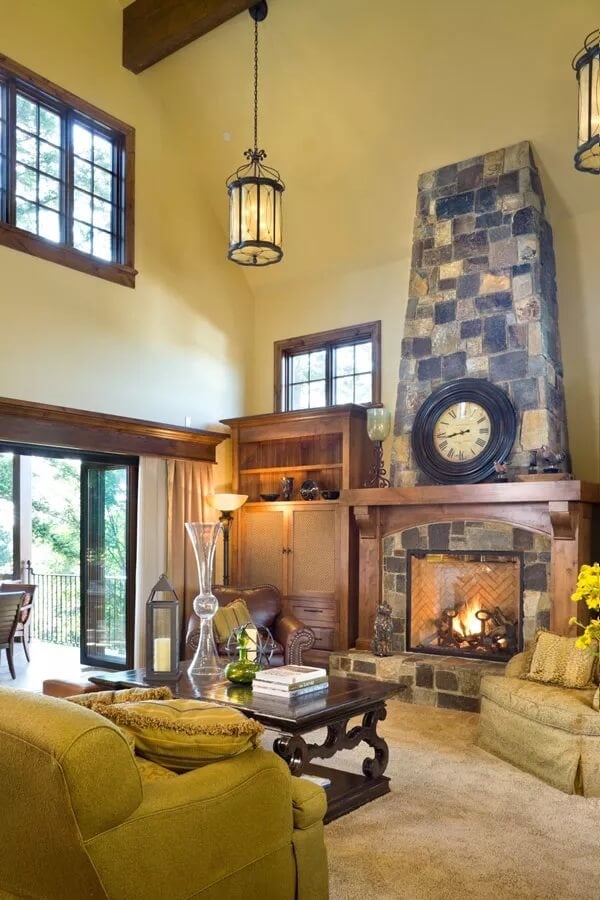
[573,30,600,173]
[208,493,248,513]
[366,407,391,442]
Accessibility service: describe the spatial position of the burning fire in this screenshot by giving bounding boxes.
[453,599,484,639]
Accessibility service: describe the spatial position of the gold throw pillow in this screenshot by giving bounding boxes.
[213,598,253,643]
[93,698,264,772]
[522,631,596,688]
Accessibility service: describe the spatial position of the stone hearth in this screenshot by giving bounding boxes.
[329,650,505,712]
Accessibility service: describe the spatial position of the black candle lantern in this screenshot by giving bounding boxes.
[145,574,181,683]
[573,29,600,173]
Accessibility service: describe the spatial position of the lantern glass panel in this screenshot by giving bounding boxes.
[259,184,274,242]
[229,185,240,245]
[592,54,600,137]
[579,60,590,145]
[152,606,173,672]
[241,182,258,241]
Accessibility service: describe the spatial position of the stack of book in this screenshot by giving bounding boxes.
[252,665,328,699]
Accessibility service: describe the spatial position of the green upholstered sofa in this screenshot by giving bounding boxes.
[0,688,328,900]
[478,650,600,796]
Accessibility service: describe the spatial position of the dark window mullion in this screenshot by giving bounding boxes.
[0,78,7,223]
[325,344,334,406]
[64,110,75,247]
[7,79,17,226]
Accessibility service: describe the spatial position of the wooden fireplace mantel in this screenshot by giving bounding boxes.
[341,481,600,650]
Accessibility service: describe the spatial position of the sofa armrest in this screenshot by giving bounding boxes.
[504,650,531,678]
[43,679,103,698]
[291,777,327,830]
[273,613,316,665]
[85,749,300,899]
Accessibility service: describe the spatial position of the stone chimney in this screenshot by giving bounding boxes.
[391,140,569,486]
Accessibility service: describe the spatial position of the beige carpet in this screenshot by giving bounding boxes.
[320,699,600,900]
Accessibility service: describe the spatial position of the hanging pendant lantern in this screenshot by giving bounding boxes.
[573,29,600,173]
[227,1,284,265]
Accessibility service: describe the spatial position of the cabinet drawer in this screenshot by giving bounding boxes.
[289,599,338,624]
[311,626,337,651]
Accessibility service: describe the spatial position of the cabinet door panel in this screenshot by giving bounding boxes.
[289,508,336,595]
[240,509,285,591]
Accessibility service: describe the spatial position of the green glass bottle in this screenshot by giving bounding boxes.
[225,625,260,684]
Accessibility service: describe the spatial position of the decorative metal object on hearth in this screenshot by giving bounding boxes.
[372,601,394,657]
[539,446,567,474]
[572,29,600,173]
[225,623,277,667]
[493,460,508,482]
[364,406,391,488]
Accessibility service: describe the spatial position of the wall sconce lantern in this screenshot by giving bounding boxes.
[573,29,600,173]
[227,1,285,265]
[364,406,392,488]
[145,574,181,683]
[207,493,248,586]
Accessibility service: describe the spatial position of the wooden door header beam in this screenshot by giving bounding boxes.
[123,0,258,74]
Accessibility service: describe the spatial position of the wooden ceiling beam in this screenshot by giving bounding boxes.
[123,0,258,74]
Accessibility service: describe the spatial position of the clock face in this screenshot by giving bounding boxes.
[411,378,517,484]
[433,401,492,463]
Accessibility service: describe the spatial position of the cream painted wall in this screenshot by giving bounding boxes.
[0,0,253,439]
[148,0,599,481]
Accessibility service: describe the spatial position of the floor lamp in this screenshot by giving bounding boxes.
[208,493,248,586]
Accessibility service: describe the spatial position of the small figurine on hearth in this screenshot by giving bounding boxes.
[372,601,394,657]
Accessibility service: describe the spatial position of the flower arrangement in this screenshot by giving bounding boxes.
[570,562,600,652]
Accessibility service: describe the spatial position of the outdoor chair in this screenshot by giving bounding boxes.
[0,592,27,679]
[0,583,36,662]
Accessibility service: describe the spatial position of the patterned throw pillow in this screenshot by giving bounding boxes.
[522,631,596,688]
[213,598,253,643]
[93,698,264,772]
[66,686,173,709]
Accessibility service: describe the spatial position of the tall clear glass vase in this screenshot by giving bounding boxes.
[185,522,224,680]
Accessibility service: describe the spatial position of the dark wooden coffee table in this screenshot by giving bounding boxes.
[90,666,398,822]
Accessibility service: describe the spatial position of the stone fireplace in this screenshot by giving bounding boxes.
[328,142,600,709]
[406,548,522,661]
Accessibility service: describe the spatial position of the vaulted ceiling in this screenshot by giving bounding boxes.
[121,0,598,295]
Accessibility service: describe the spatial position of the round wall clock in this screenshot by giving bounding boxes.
[411,378,517,484]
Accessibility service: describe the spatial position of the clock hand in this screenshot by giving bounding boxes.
[445,428,471,439]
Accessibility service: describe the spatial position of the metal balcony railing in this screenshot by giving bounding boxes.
[30,572,126,650]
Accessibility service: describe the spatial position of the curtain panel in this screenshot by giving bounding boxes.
[166,459,216,651]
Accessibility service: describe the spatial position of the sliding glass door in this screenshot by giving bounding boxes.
[81,461,137,668]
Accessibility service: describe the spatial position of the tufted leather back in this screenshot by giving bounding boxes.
[213,584,281,629]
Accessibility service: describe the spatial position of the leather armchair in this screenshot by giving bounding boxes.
[185,584,316,666]
[0,687,329,900]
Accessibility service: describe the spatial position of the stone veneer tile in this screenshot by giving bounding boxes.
[436,191,474,219]
[437,693,480,712]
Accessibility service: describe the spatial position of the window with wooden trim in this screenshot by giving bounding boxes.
[0,55,135,288]
[274,321,381,412]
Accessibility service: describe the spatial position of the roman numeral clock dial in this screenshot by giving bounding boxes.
[411,378,517,484]
[433,402,491,461]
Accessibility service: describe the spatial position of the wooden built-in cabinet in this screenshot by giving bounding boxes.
[221,406,372,664]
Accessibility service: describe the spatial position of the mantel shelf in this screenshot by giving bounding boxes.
[240,464,343,475]
[341,480,600,507]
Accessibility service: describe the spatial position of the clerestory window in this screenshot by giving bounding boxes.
[274,321,381,412]
[0,55,135,287]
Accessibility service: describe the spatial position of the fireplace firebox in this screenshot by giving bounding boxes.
[406,550,523,661]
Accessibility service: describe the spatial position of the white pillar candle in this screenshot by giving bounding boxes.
[245,626,258,662]
[153,637,171,672]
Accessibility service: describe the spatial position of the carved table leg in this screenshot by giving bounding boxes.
[272,701,390,780]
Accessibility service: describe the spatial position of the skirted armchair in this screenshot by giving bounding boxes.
[185,584,315,666]
[0,688,328,900]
